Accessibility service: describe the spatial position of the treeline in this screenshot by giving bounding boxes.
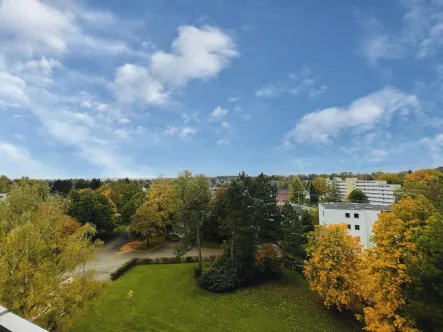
[304,169,443,331]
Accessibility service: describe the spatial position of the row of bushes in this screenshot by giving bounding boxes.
[110,255,218,280]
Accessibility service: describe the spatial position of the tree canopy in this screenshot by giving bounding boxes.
[0,175,12,193]
[288,176,305,204]
[347,189,368,202]
[0,179,104,330]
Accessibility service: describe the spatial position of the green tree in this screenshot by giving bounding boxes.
[347,189,368,202]
[0,179,104,330]
[280,202,304,266]
[51,179,73,196]
[0,175,12,193]
[202,187,229,243]
[130,178,176,247]
[327,180,342,202]
[173,171,211,271]
[378,173,403,184]
[67,189,117,233]
[120,191,146,225]
[288,176,305,204]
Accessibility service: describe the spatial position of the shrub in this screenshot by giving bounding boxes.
[256,243,284,280]
[198,264,236,293]
[110,258,138,280]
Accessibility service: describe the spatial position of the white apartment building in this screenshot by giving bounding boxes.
[328,177,400,205]
[0,193,7,201]
[318,202,391,248]
[0,305,47,331]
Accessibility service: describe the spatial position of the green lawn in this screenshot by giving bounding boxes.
[72,264,362,332]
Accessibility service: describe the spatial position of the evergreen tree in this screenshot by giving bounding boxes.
[327,180,342,202]
[288,176,305,204]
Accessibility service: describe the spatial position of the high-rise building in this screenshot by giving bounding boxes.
[328,178,400,205]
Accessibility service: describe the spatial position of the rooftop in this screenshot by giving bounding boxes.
[0,306,47,331]
[319,202,391,211]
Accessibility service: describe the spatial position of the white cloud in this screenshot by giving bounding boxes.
[228,97,239,102]
[369,148,388,162]
[284,87,419,145]
[217,139,230,145]
[181,112,199,124]
[358,1,443,63]
[221,121,230,128]
[256,66,328,99]
[151,25,239,86]
[255,85,280,98]
[118,117,131,124]
[0,71,28,107]
[210,106,228,121]
[113,129,129,139]
[164,126,196,139]
[114,64,168,105]
[418,133,443,165]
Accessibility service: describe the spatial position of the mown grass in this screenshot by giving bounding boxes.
[72,264,362,332]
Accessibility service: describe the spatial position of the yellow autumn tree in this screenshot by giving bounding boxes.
[304,223,363,311]
[361,196,435,332]
[404,169,440,185]
[130,178,176,247]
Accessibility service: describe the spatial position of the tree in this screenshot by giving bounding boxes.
[377,173,403,184]
[362,196,435,332]
[327,180,342,202]
[67,189,117,233]
[280,202,304,266]
[288,176,305,204]
[173,171,211,271]
[347,189,368,202]
[130,178,176,247]
[404,169,440,186]
[0,179,104,330]
[51,179,73,196]
[311,177,329,199]
[202,187,229,243]
[0,175,12,193]
[304,224,363,311]
[120,191,146,225]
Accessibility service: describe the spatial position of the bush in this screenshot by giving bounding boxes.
[110,258,137,280]
[198,264,236,293]
[256,244,284,280]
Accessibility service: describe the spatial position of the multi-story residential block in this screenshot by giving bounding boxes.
[0,193,7,201]
[318,202,391,248]
[328,177,400,205]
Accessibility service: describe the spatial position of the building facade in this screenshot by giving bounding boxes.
[328,177,400,205]
[318,202,391,248]
[0,193,7,201]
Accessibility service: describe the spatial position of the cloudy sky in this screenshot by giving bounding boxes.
[1,0,443,178]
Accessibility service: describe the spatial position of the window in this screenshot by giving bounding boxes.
[355,225,360,230]
[354,213,359,218]
[345,213,350,218]
[347,224,351,230]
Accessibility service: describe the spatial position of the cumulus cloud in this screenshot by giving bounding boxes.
[151,25,238,86]
[284,87,419,145]
[114,64,168,105]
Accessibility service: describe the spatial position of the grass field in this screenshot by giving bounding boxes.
[72,264,362,332]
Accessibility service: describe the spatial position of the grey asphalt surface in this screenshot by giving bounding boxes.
[81,230,222,280]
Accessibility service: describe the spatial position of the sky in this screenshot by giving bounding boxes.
[0,0,443,179]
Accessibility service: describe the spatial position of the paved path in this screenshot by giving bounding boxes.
[81,230,222,280]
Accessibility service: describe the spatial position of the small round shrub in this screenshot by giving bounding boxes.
[198,265,236,293]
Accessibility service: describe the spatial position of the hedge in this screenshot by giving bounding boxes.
[110,255,218,280]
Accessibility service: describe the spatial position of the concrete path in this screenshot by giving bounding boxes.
[81,230,222,280]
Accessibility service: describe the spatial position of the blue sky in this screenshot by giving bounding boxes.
[0,0,443,178]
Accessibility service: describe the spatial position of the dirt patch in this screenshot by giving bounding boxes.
[120,241,148,252]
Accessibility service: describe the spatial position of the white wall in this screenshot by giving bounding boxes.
[319,204,382,248]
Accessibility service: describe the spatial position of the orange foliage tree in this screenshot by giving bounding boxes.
[304,223,363,311]
[361,196,435,332]
[404,169,440,186]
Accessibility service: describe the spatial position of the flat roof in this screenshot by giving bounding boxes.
[319,202,391,211]
[0,306,47,332]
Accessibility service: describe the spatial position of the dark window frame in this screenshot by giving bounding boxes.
[345,213,350,218]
